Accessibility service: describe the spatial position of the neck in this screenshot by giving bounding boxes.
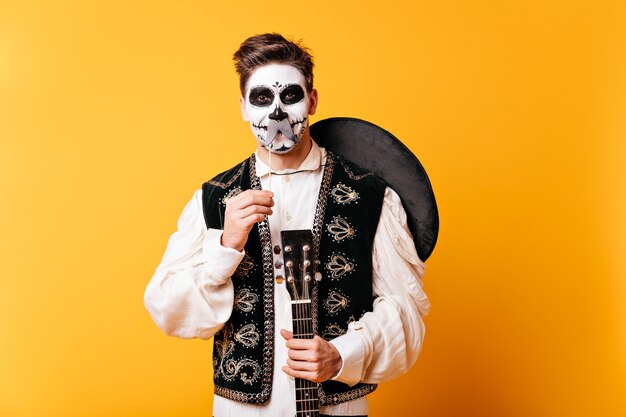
[256,135,313,170]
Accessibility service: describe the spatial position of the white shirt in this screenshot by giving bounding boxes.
[144,141,430,417]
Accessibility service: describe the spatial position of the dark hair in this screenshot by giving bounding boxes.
[233,33,314,95]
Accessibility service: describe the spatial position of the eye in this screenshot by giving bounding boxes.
[280,85,305,105]
[248,87,274,107]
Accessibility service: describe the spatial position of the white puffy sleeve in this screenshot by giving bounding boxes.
[329,186,430,385]
[143,189,245,339]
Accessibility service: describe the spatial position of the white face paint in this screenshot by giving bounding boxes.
[243,64,310,154]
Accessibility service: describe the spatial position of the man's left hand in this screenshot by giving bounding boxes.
[280,329,343,383]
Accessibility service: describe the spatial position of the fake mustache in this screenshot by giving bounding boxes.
[264,118,298,146]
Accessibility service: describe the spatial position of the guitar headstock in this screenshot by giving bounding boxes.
[280,230,321,302]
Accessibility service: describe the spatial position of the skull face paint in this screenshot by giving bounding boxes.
[243,64,311,154]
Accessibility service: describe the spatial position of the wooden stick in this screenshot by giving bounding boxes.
[268,145,272,192]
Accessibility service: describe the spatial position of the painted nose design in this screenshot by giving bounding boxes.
[268,105,289,121]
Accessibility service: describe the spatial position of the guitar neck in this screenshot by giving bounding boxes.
[281,229,320,417]
[291,301,319,417]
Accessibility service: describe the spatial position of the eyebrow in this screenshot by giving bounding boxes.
[248,86,274,97]
[248,82,304,91]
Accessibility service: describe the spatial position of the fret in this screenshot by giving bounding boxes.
[295,412,320,417]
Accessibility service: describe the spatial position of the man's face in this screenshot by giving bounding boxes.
[241,64,314,154]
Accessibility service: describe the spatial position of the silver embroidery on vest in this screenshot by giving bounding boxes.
[324,290,349,315]
[215,326,261,385]
[222,186,243,206]
[234,288,258,313]
[331,183,359,205]
[322,323,347,339]
[326,253,356,280]
[310,152,335,336]
[338,159,373,181]
[319,384,377,406]
[234,323,261,348]
[235,254,254,277]
[326,216,356,242]
[207,162,246,189]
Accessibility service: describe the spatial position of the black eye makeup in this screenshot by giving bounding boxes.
[280,84,305,105]
[248,87,274,107]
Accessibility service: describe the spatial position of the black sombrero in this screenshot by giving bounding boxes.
[310,117,439,261]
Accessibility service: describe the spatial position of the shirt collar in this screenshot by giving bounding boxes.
[255,140,324,178]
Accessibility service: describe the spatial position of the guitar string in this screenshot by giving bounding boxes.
[294,284,316,415]
[298,302,316,415]
[303,257,314,415]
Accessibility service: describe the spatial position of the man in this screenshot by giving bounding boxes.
[144,33,430,417]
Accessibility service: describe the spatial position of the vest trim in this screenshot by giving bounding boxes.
[310,152,335,336]
[318,384,377,406]
[214,155,275,403]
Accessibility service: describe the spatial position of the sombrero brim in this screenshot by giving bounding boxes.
[310,117,439,261]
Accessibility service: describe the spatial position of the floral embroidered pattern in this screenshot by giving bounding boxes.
[324,290,349,315]
[235,254,254,277]
[322,323,346,339]
[331,183,359,205]
[326,216,356,242]
[234,288,258,313]
[234,323,260,348]
[326,253,356,280]
[214,326,261,385]
[222,186,243,206]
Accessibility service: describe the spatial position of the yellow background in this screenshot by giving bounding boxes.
[1,1,625,416]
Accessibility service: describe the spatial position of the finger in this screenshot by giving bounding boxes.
[239,213,267,226]
[287,358,318,371]
[287,349,317,362]
[282,366,323,383]
[237,204,273,219]
[285,338,317,350]
[232,196,273,211]
[280,329,293,340]
[230,189,273,202]
[229,190,274,208]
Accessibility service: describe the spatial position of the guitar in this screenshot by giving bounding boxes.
[281,229,322,417]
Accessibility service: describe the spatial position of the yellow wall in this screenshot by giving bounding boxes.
[1,1,625,416]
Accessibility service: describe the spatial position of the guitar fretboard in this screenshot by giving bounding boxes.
[291,301,319,417]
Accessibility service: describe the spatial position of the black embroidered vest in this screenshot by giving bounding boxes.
[202,151,386,405]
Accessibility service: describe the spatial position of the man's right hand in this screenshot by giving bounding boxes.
[221,190,274,252]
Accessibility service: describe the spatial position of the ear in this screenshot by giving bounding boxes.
[240,96,249,122]
[308,89,318,116]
